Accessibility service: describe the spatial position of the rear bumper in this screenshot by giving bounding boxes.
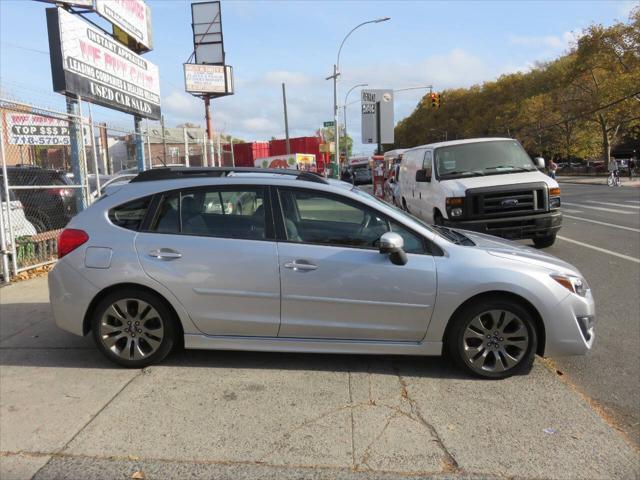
[48,260,99,336]
[443,211,562,240]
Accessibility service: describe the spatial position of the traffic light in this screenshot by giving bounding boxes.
[430,92,441,108]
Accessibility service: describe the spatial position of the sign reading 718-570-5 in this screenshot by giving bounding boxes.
[5,113,92,146]
[46,7,161,120]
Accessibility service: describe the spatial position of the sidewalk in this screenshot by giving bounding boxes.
[558,175,640,187]
[1,276,639,480]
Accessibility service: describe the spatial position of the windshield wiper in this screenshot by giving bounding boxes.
[440,170,484,177]
[432,225,475,246]
[484,166,535,173]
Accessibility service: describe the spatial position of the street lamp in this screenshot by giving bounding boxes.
[326,17,390,177]
[343,83,368,166]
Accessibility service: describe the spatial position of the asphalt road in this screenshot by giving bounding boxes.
[539,183,640,446]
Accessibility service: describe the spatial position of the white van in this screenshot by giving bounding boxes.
[398,138,562,248]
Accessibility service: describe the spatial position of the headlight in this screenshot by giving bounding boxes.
[450,208,463,217]
[551,273,589,297]
[549,197,561,209]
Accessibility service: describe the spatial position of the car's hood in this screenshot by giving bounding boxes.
[440,171,557,195]
[456,229,579,274]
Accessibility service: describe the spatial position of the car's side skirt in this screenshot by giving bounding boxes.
[184,334,443,356]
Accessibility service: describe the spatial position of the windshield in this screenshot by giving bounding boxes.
[435,140,536,179]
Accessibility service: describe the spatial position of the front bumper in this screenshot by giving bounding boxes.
[443,210,562,240]
[543,289,596,357]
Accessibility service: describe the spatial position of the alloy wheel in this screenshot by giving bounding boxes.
[99,299,165,361]
[462,309,530,373]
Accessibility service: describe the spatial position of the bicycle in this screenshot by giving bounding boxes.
[607,171,621,187]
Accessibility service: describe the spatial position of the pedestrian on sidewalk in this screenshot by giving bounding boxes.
[629,157,635,179]
[548,159,558,179]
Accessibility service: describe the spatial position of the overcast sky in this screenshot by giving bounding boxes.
[0,0,636,154]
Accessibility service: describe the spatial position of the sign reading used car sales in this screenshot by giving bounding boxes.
[46,7,161,120]
[95,0,153,52]
[5,113,92,146]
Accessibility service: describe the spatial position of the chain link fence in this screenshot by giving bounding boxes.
[0,97,235,283]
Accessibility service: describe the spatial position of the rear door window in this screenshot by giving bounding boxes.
[151,187,268,240]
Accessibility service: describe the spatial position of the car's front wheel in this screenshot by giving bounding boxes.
[446,298,537,379]
[92,289,178,368]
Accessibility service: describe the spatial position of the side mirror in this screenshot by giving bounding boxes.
[534,157,545,169]
[415,168,431,182]
[379,232,408,266]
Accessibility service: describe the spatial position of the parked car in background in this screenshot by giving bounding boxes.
[0,184,37,240]
[399,138,562,248]
[49,167,594,379]
[342,157,372,185]
[0,166,77,233]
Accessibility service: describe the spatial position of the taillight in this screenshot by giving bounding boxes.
[48,188,73,197]
[57,229,89,258]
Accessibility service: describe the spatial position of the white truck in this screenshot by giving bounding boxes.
[398,138,562,248]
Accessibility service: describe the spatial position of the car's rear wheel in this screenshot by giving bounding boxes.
[92,289,178,368]
[446,298,537,379]
[533,234,556,249]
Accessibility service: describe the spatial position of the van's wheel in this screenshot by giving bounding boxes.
[446,297,537,379]
[402,198,409,212]
[533,234,556,249]
[92,288,179,368]
[433,211,444,226]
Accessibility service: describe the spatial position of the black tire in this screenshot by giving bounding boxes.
[433,211,444,226]
[445,297,537,379]
[91,288,179,368]
[533,234,556,249]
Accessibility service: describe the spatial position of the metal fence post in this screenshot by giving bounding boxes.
[67,95,88,211]
[145,119,152,169]
[0,115,18,277]
[202,132,208,167]
[183,127,190,167]
[87,102,101,197]
[134,115,145,172]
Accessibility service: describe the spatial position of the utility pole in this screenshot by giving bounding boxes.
[375,101,382,155]
[183,127,190,167]
[282,83,291,156]
[333,64,339,177]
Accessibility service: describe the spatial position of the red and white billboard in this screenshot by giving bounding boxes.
[5,113,92,146]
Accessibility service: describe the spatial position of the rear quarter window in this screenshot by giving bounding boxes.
[108,196,151,231]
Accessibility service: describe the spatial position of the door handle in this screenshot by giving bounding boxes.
[284,260,318,271]
[148,248,182,260]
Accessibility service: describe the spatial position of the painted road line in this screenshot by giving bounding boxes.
[563,215,640,233]
[557,236,640,264]
[587,201,640,210]
[561,209,583,214]
[562,202,635,214]
[625,200,640,204]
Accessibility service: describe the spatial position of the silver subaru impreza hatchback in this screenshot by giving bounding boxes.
[48,167,595,379]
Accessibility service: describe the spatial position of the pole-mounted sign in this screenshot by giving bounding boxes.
[46,7,161,120]
[184,64,233,95]
[191,1,224,64]
[94,0,153,52]
[361,89,394,145]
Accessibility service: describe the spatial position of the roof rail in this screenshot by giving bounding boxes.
[129,167,330,184]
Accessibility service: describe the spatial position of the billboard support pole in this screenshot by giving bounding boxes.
[0,119,15,280]
[204,96,215,166]
[134,115,145,172]
[202,131,208,167]
[67,95,88,211]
